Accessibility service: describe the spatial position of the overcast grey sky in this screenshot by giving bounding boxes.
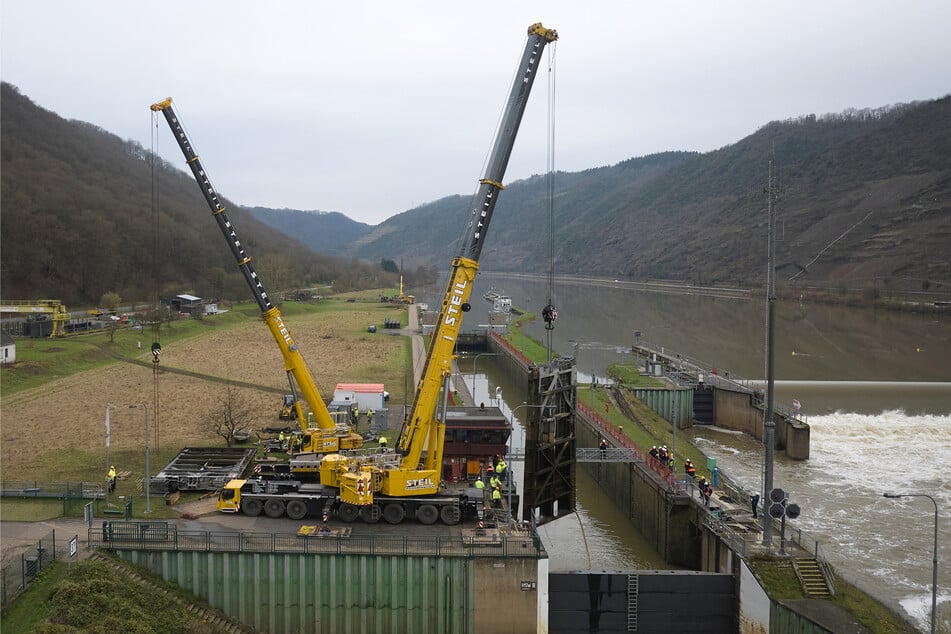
[3,2,949,225]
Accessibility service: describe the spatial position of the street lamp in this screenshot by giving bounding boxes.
[129,404,151,514]
[883,492,939,634]
[466,353,498,406]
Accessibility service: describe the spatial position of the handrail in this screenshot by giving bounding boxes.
[88,526,543,559]
[2,480,105,499]
[576,402,682,491]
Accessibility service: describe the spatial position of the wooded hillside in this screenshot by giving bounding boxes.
[3,82,949,304]
[346,98,951,293]
[0,83,392,306]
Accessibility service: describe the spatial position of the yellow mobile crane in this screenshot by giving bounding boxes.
[150,98,362,454]
[216,22,557,524]
[395,274,414,305]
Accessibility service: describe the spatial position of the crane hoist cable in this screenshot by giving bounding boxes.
[149,108,164,450]
[542,40,559,362]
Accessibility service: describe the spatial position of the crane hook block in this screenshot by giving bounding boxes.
[542,304,558,330]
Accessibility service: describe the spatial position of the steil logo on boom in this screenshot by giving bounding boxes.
[443,280,468,327]
[272,315,293,347]
[405,478,435,490]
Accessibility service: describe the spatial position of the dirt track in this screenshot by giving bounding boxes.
[0,309,400,480]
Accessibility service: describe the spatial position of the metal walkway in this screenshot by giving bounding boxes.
[504,448,642,463]
[576,448,642,463]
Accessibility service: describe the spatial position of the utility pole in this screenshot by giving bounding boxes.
[762,161,777,548]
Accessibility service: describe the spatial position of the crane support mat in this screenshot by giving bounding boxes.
[298,525,352,538]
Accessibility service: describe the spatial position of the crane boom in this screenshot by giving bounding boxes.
[150,98,361,453]
[389,22,558,492]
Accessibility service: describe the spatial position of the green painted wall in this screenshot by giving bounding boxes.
[119,550,474,634]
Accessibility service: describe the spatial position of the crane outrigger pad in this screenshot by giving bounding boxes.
[297,525,352,538]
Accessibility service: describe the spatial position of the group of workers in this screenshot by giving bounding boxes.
[275,430,305,453]
[474,455,509,508]
[648,445,677,470]
[350,404,375,425]
[683,458,713,505]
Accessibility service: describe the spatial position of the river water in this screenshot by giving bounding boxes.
[420,273,951,631]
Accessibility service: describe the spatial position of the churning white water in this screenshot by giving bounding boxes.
[694,408,951,631]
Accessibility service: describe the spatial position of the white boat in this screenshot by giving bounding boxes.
[492,296,512,313]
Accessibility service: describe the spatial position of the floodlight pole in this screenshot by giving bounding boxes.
[762,162,777,548]
[468,353,498,405]
[884,493,938,634]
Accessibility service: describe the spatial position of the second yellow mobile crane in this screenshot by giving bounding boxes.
[216,22,558,524]
[151,99,362,455]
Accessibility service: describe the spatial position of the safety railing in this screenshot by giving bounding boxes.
[88,523,543,559]
[1,480,105,500]
[0,530,56,610]
[577,402,682,492]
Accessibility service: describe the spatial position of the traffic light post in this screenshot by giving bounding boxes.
[767,487,801,555]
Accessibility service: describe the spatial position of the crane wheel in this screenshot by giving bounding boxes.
[440,504,461,525]
[338,503,360,523]
[382,503,405,524]
[362,504,382,524]
[286,500,307,520]
[417,504,439,525]
[242,499,263,517]
[264,499,286,519]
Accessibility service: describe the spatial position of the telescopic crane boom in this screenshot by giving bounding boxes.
[150,98,362,453]
[394,21,558,482]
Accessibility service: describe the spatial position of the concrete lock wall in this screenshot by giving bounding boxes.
[785,421,810,460]
[713,388,762,437]
[575,419,700,569]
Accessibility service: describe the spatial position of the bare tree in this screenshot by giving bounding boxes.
[206,384,255,447]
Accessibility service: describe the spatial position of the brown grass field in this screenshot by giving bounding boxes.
[0,303,408,483]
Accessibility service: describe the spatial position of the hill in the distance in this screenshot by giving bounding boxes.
[339,98,951,293]
[246,207,372,257]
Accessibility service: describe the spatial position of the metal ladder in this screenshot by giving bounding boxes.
[627,573,638,631]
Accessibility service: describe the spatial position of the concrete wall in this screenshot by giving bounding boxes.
[713,388,810,457]
[575,417,700,569]
[473,557,540,633]
[714,388,762,437]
